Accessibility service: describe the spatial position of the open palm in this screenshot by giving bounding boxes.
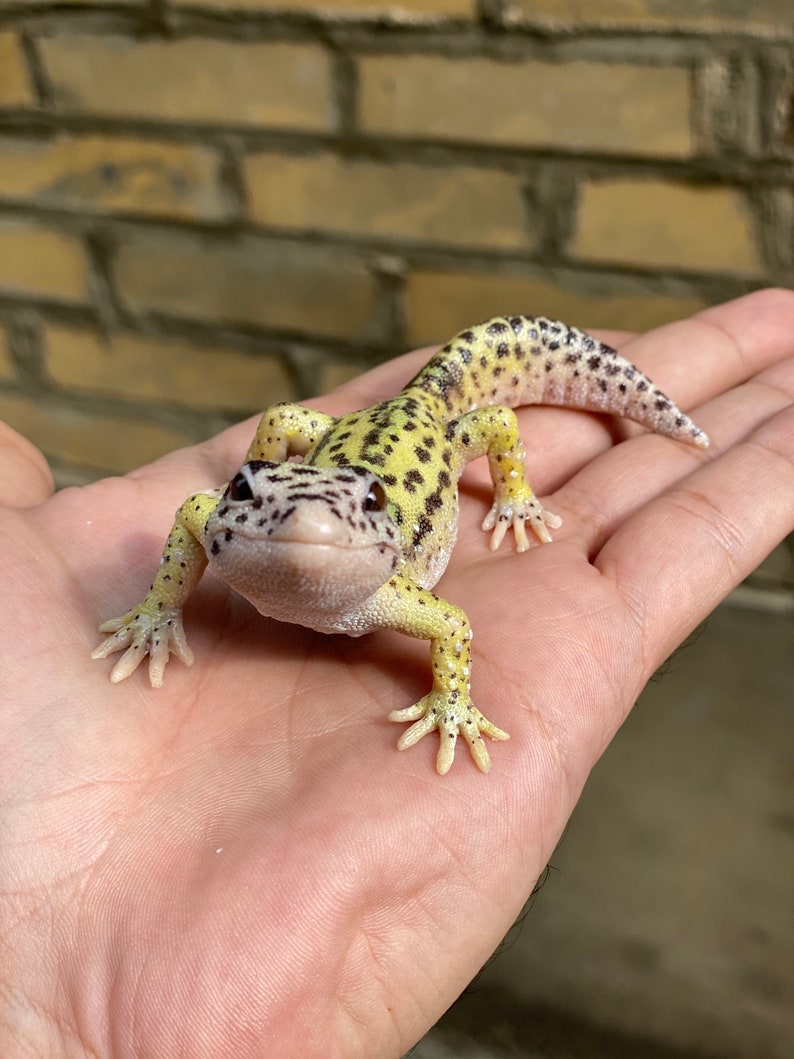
[2,290,793,1059]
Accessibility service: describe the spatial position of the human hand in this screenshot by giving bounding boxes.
[2,290,792,1058]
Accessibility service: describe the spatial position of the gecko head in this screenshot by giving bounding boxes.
[204,460,401,623]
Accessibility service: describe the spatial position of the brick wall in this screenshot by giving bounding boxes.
[0,0,793,488]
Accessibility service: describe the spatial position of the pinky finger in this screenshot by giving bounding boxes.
[596,402,794,663]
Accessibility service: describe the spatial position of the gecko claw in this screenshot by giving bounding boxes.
[390,692,509,774]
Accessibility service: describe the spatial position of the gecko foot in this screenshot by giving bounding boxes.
[482,497,562,551]
[91,605,192,687]
[389,692,509,774]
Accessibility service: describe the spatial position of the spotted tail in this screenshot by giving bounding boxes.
[406,314,709,448]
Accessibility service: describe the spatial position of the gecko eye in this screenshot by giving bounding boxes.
[229,472,254,502]
[364,481,387,513]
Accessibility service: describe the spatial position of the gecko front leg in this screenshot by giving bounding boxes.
[448,407,562,551]
[362,575,509,774]
[91,490,220,686]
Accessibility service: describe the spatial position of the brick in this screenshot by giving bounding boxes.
[39,36,332,129]
[695,55,761,157]
[0,135,235,222]
[0,393,193,474]
[777,72,794,152]
[245,152,531,249]
[405,268,707,344]
[0,32,34,108]
[315,358,364,396]
[17,0,139,4]
[45,327,294,411]
[573,179,762,276]
[504,0,794,36]
[0,328,13,380]
[358,55,692,157]
[0,220,89,302]
[114,230,379,339]
[175,0,474,14]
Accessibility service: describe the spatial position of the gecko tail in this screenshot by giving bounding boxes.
[406,314,710,449]
[526,317,711,450]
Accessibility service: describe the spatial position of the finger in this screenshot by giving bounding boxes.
[554,354,794,557]
[596,401,794,664]
[0,420,54,508]
[618,287,794,410]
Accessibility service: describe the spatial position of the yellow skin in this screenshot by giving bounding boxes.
[93,315,708,773]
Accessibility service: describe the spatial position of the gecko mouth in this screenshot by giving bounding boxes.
[206,528,401,618]
[207,526,399,556]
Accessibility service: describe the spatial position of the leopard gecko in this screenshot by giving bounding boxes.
[92,315,709,774]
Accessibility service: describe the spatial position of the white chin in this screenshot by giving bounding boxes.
[208,537,397,626]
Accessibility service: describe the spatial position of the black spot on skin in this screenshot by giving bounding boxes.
[224,528,234,542]
[414,446,431,463]
[211,540,220,555]
[588,355,602,371]
[403,469,425,492]
[424,491,443,515]
[417,514,433,538]
[248,459,281,475]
